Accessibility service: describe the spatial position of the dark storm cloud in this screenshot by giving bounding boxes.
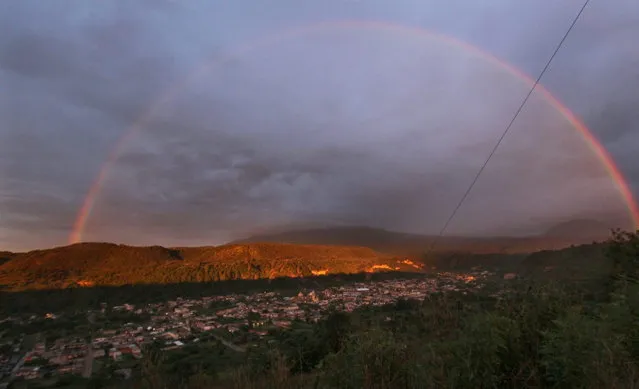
[1,0,638,250]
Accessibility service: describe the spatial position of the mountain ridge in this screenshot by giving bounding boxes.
[232,223,612,255]
[0,242,415,292]
[542,219,612,239]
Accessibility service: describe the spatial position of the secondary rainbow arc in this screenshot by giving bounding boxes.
[68,20,639,244]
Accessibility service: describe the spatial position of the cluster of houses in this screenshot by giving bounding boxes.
[94,327,144,361]
[9,338,87,382]
[0,270,495,385]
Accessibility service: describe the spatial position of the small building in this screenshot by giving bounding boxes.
[93,349,106,358]
[109,349,122,361]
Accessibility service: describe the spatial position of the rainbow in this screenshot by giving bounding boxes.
[68,20,639,244]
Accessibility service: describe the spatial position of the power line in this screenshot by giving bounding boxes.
[428,0,591,252]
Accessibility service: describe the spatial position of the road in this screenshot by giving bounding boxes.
[82,344,94,378]
[10,354,25,377]
[9,333,42,378]
[209,334,245,353]
[82,312,96,378]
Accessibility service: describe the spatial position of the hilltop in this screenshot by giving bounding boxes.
[0,251,15,266]
[0,242,417,291]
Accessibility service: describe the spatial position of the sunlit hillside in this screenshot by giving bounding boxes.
[0,242,418,291]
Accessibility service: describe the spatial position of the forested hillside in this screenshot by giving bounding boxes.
[0,242,412,291]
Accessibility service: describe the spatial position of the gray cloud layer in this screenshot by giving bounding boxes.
[1,0,638,250]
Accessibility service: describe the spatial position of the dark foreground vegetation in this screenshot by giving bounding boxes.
[18,229,630,389]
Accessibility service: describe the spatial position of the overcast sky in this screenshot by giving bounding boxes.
[1,0,638,250]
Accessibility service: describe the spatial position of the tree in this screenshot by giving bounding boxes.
[247,311,261,329]
[319,310,352,353]
[608,229,639,284]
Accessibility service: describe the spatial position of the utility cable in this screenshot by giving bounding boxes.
[427,0,591,253]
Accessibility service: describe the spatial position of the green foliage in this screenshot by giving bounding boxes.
[608,229,639,284]
[445,313,520,388]
[320,327,425,389]
[539,307,630,388]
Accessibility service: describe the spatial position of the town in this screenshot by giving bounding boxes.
[0,270,498,387]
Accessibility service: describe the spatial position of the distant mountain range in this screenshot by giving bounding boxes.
[542,219,612,239]
[233,220,614,255]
